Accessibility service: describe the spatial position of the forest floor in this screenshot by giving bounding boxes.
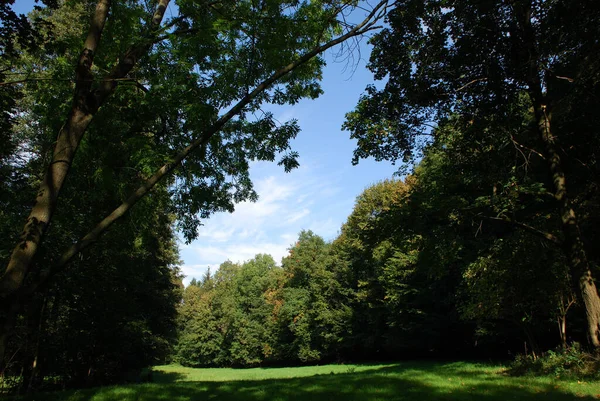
[13,360,600,400]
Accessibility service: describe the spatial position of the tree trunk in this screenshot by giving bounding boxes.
[557,294,575,348]
[557,316,567,348]
[532,102,600,348]
[0,0,111,300]
[27,298,46,393]
[515,1,600,349]
[0,0,172,300]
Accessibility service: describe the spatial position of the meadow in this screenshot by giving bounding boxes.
[12,361,600,401]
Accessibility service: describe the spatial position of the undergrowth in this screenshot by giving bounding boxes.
[509,343,600,379]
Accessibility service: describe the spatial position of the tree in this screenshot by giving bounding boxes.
[333,178,466,356]
[344,0,600,347]
[2,180,182,388]
[0,0,391,366]
[334,180,411,355]
[174,235,353,367]
[278,231,351,362]
[334,110,579,357]
[0,70,184,383]
[0,0,57,158]
[225,254,280,366]
[175,283,222,367]
[176,255,282,367]
[411,117,575,355]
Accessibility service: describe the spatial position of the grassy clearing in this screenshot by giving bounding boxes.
[12,361,600,401]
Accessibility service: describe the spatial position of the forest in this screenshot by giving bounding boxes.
[1,0,600,396]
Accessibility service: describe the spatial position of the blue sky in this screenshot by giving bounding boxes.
[171,7,401,285]
[179,47,399,284]
[12,1,400,284]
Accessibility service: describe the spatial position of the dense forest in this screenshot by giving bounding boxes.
[1,0,599,394]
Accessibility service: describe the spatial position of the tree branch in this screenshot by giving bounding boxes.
[94,0,170,105]
[481,215,562,245]
[510,133,545,160]
[0,0,112,299]
[23,0,391,295]
[0,77,149,87]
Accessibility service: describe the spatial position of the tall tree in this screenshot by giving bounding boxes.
[344,0,600,347]
[411,116,575,355]
[176,279,222,367]
[278,231,351,362]
[0,0,391,366]
[176,255,282,367]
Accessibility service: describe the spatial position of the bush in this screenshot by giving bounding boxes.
[509,343,600,379]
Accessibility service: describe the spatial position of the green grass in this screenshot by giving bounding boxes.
[11,361,600,401]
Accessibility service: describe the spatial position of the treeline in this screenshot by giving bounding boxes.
[175,0,600,364]
[176,238,350,367]
[176,105,599,366]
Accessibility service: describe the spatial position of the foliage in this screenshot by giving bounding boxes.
[345,0,600,168]
[509,344,600,380]
[277,231,352,362]
[1,1,187,388]
[333,179,427,356]
[344,0,600,351]
[1,178,183,388]
[410,114,576,354]
[175,232,352,367]
[1,0,388,391]
[175,255,282,367]
[174,130,589,364]
[174,90,595,365]
[3,0,600,393]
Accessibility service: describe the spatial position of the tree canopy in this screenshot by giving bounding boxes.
[0,0,389,387]
[345,0,600,348]
[2,0,600,393]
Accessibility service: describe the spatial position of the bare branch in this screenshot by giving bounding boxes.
[481,215,562,245]
[0,77,149,87]
[555,75,574,83]
[510,133,545,160]
[456,78,488,92]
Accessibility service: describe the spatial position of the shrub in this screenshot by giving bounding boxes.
[509,343,600,379]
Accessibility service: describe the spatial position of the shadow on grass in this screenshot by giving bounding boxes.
[152,371,188,384]
[20,362,599,401]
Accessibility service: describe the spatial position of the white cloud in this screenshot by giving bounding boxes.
[286,208,310,224]
[196,226,236,242]
[180,160,345,284]
[180,264,211,286]
[307,217,340,240]
[275,106,301,124]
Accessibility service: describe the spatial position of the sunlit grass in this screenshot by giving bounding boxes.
[15,361,600,401]
[152,362,396,382]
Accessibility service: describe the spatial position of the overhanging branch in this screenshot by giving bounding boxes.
[481,215,562,245]
[23,0,391,296]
